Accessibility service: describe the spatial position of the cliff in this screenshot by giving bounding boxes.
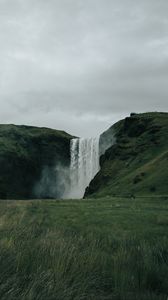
[85,112,168,197]
[0,124,72,199]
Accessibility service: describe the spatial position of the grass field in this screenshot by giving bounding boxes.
[0,197,168,299]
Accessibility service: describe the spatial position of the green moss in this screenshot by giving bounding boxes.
[86,112,168,198]
[0,124,73,199]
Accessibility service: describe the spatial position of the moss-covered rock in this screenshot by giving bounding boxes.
[85,112,168,198]
[0,125,73,199]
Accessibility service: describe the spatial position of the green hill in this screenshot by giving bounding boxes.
[0,124,72,199]
[85,112,168,198]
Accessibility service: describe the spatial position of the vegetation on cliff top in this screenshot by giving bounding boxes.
[0,124,72,199]
[85,112,168,197]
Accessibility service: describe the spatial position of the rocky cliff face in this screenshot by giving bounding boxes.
[99,125,116,156]
[85,112,168,198]
[0,112,167,200]
[0,125,72,199]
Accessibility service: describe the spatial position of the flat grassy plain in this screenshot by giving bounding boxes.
[0,197,168,300]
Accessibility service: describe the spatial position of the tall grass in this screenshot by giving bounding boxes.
[0,199,167,299]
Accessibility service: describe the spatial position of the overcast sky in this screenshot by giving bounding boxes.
[0,0,167,137]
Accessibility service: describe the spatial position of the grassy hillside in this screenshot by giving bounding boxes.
[0,124,72,199]
[85,112,168,198]
[0,197,167,299]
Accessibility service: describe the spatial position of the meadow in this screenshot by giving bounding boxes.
[0,197,168,300]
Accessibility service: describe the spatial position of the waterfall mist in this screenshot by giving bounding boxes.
[33,163,70,199]
[34,132,115,200]
[69,137,100,199]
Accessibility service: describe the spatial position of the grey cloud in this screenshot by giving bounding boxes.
[0,0,167,137]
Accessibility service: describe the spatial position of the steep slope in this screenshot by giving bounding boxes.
[85,112,168,197]
[0,125,72,199]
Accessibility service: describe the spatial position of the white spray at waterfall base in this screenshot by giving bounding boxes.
[69,137,100,199]
[34,133,115,199]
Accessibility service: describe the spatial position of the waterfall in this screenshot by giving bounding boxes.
[69,137,100,198]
